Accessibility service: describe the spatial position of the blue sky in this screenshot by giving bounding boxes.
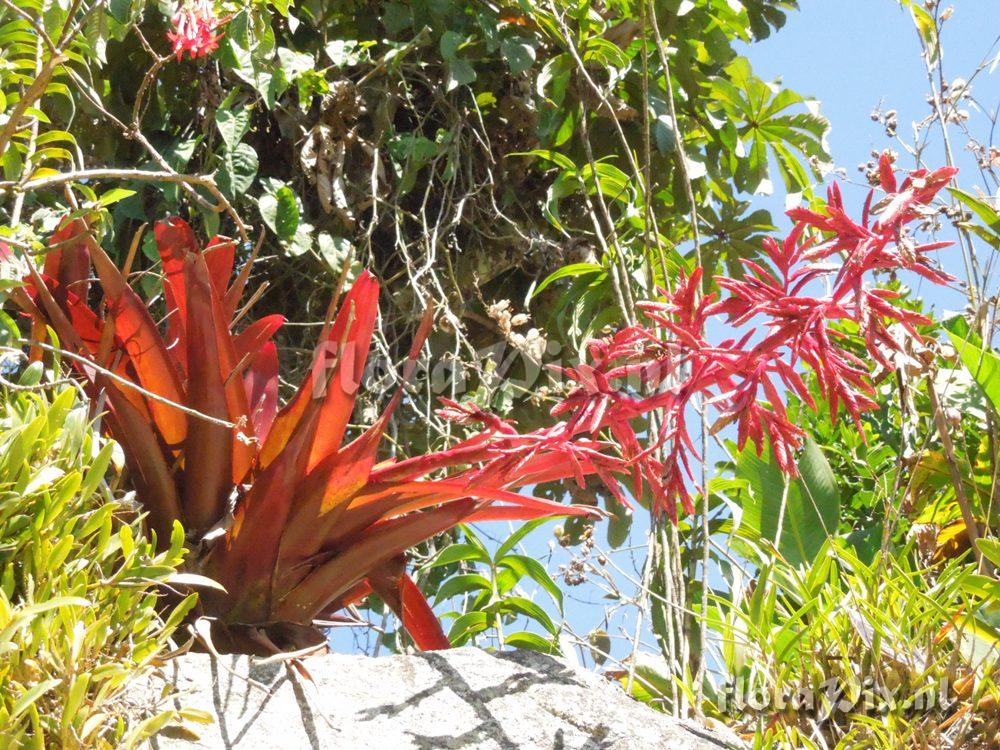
[747,0,998,181]
[744,0,999,316]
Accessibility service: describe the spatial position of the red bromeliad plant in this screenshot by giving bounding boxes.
[548,154,957,520]
[19,154,955,649]
[19,219,622,652]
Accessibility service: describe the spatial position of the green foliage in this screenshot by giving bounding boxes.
[0,385,198,748]
[728,436,841,568]
[702,542,1000,749]
[423,522,564,653]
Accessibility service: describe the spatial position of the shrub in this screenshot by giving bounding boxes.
[0,383,196,748]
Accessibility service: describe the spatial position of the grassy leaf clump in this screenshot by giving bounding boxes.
[0,386,196,748]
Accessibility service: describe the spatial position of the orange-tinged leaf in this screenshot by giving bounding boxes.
[259,272,381,469]
[233,314,284,364]
[272,411,391,595]
[103,396,182,543]
[181,253,234,532]
[304,272,380,471]
[90,240,188,446]
[369,564,451,651]
[44,219,92,301]
[273,499,477,622]
[155,218,198,373]
[245,341,279,443]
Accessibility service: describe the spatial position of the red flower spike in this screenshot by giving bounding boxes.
[545,160,955,518]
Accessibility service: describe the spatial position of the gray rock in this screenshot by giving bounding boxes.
[132,647,740,750]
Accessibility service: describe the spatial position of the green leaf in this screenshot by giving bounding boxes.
[606,497,632,549]
[96,188,135,208]
[259,185,299,241]
[503,630,557,653]
[654,116,677,155]
[277,47,315,82]
[908,2,939,62]
[977,539,1000,570]
[500,36,536,75]
[216,107,251,152]
[108,0,132,24]
[324,40,364,67]
[19,361,43,386]
[533,263,602,297]
[425,543,492,569]
[433,574,492,605]
[10,679,61,720]
[316,233,359,280]
[0,311,20,349]
[448,611,489,644]
[218,142,258,197]
[165,572,228,593]
[946,321,1000,413]
[497,596,558,635]
[273,187,299,240]
[497,554,562,611]
[736,437,841,567]
[440,31,476,90]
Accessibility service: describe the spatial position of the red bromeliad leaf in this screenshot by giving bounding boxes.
[181,252,236,532]
[256,272,379,469]
[203,235,236,296]
[245,341,279,444]
[44,219,93,301]
[368,563,451,651]
[155,217,199,373]
[89,241,188,446]
[303,271,381,472]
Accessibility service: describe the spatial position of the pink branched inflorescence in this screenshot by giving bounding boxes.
[441,155,957,523]
[167,0,224,60]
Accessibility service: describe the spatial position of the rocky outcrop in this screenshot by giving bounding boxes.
[132,647,741,749]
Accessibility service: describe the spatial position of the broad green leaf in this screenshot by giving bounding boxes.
[96,188,135,208]
[500,36,536,75]
[216,107,251,152]
[978,539,1000,570]
[946,321,1000,413]
[736,437,840,567]
[433,574,492,605]
[448,611,489,644]
[496,596,558,635]
[503,630,557,653]
[425,543,492,569]
[259,184,299,240]
[218,142,258,197]
[533,263,602,297]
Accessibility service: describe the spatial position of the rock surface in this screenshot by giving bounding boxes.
[132,647,740,750]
